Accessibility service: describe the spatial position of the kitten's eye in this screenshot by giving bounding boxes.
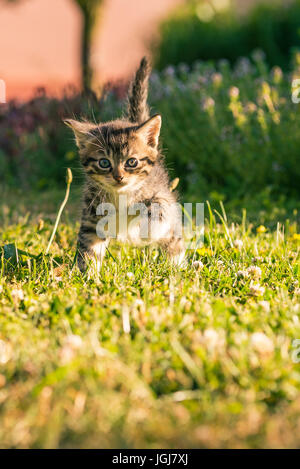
[126,158,138,168]
[99,158,111,169]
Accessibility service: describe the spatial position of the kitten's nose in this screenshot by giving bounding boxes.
[114,174,124,183]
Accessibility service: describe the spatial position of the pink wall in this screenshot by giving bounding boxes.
[0,0,182,100]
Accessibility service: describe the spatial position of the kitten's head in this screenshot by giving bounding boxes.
[65,115,161,192]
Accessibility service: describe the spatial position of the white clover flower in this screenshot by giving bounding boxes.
[247,266,262,278]
[251,332,274,355]
[258,301,270,313]
[203,328,225,350]
[237,270,249,279]
[192,260,204,270]
[133,299,144,307]
[64,335,83,349]
[60,335,82,364]
[59,346,74,364]
[249,281,265,296]
[234,331,248,345]
[11,288,24,301]
[203,329,219,348]
[126,272,135,279]
[0,340,12,365]
[234,239,243,250]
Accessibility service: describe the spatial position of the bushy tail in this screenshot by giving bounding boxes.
[127,57,151,124]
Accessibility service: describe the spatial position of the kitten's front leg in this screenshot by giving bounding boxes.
[77,225,108,274]
[160,235,186,267]
[149,199,186,266]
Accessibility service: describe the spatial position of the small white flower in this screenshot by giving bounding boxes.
[293,304,300,313]
[258,301,270,313]
[247,266,262,278]
[234,239,243,250]
[122,308,131,334]
[11,288,24,301]
[126,272,135,279]
[234,331,248,345]
[59,346,74,364]
[60,335,82,364]
[203,329,225,350]
[237,270,248,279]
[249,281,265,296]
[251,332,274,355]
[133,299,144,307]
[64,335,82,349]
[204,329,219,347]
[192,260,204,270]
[0,340,12,364]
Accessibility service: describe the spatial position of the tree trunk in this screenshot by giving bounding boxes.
[81,6,95,93]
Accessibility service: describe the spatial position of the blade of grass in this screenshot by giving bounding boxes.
[45,168,72,255]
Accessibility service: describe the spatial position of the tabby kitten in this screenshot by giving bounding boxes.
[65,57,185,272]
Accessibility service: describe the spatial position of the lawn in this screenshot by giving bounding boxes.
[1,187,300,448]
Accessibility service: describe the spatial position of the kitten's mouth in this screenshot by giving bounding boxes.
[112,180,129,191]
[113,181,126,186]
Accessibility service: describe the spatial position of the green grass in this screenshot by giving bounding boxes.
[1,189,300,448]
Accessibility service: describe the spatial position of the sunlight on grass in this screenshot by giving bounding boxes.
[0,195,300,448]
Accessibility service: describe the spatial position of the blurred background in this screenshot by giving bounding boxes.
[1,0,300,221]
[0,0,183,100]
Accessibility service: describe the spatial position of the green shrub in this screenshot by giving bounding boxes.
[1,53,300,209]
[148,53,300,203]
[154,0,300,71]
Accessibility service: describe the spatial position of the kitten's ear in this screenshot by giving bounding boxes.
[64,119,94,147]
[136,114,161,148]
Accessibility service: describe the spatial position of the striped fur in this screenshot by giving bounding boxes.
[65,58,185,273]
[127,57,151,123]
